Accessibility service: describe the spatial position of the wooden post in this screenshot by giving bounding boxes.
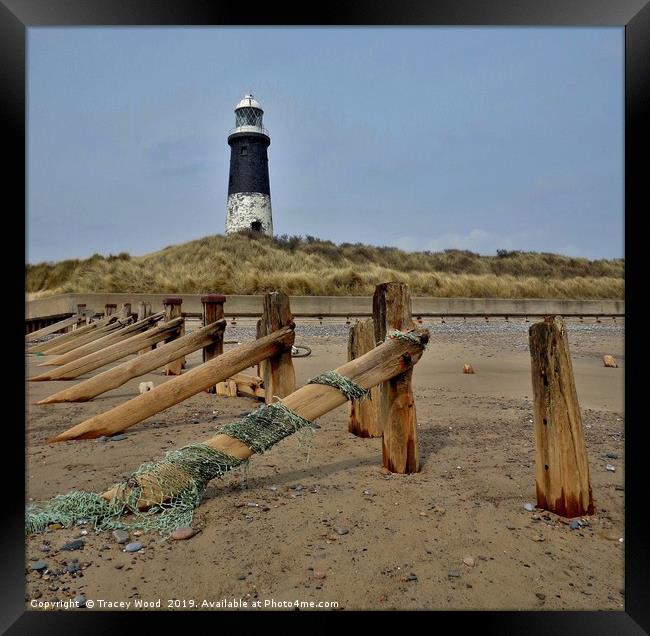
[119,303,132,318]
[528,315,594,518]
[29,318,184,382]
[347,318,381,437]
[137,302,154,354]
[373,282,419,473]
[201,294,226,393]
[258,291,296,403]
[99,327,430,509]
[49,324,297,442]
[163,297,185,375]
[105,303,117,317]
[37,319,227,404]
[73,304,86,331]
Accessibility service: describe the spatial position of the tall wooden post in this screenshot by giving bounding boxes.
[529,316,594,518]
[201,294,226,393]
[163,297,185,375]
[347,318,381,437]
[373,282,419,473]
[258,291,295,403]
[137,301,154,355]
[118,303,132,318]
[72,304,87,332]
[105,303,117,317]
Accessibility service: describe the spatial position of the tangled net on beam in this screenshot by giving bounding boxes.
[25,402,318,537]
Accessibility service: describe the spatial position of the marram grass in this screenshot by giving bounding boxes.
[26,233,624,300]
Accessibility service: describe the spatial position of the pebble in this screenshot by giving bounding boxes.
[403,573,417,582]
[124,542,143,553]
[606,453,618,459]
[462,556,475,567]
[605,464,616,472]
[171,527,196,541]
[65,563,80,574]
[74,595,86,608]
[192,419,200,424]
[524,503,535,512]
[237,575,246,580]
[312,571,326,580]
[570,520,581,530]
[535,593,546,601]
[112,529,130,544]
[110,434,127,441]
[448,570,461,578]
[333,526,349,535]
[31,561,47,571]
[98,436,108,442]
[61,539,85,551]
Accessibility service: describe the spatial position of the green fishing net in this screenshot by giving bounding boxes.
[307,370,369,401]
[26,401,320,538]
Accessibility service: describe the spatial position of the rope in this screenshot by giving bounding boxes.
[308,370,370,401]
[387,329,426,347]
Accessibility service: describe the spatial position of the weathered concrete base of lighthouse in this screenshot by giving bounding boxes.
[225,192,273,236]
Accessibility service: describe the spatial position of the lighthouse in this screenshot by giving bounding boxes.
[225,93,273,236]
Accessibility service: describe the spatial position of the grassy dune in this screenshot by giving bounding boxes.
[26,232,624,299]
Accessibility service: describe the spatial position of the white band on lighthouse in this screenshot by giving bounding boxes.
[226,192,273,236]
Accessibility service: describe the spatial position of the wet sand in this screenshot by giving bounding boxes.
[25,317,625,611]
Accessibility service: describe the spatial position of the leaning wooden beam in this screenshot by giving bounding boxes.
[29,318,184,382]
[40,313,164,367]
[347,318,381,438]
[25,312,90,342]
[48,324,296,442]
[258,291,296,403]
[27,314,118,354]
[100,328,429,510]
[31,317,128,357]
[373,282,419,474]
[529,315,594,518]
[36,319,227,404]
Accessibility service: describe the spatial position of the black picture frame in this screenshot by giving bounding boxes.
[3,1,647,632]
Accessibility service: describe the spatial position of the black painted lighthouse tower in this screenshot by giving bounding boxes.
[225,94,273,236]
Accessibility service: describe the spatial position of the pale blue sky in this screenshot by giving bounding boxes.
[27,27,623,263]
